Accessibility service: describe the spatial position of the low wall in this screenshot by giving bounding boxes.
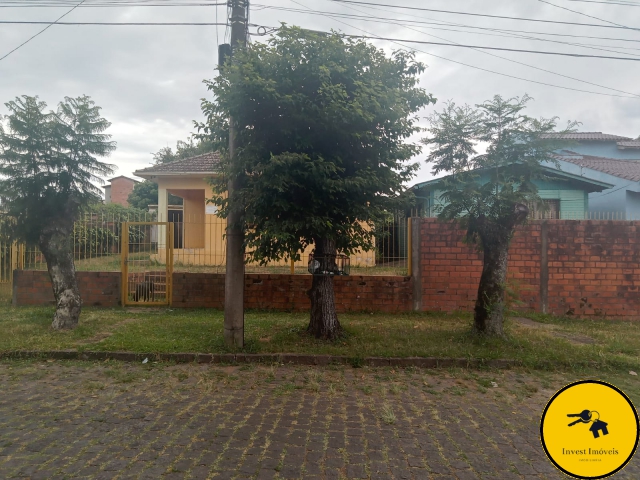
[13,271,121,307]
[17,219,640,320]
[418,218,640,320]
[13,270,413,313]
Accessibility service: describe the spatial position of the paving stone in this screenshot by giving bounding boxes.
[1,362,637,480]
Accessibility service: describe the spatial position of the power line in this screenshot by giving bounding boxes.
[283,1,639,99]
[0,2,226,6]
[331,0,639,96]
[0,0,86,63]
[539,0,631,29]
[254,3,640,46]
[328,0,640,31]
[255,4,640,57]
[566,0,640,6]
[0,21,228,25]
[2,17,639,60]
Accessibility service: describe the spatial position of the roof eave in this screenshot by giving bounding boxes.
[133,171,219,177]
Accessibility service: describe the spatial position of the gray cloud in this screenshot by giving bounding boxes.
[1,0,638,187]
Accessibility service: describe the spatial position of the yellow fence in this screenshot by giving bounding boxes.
[5,210,411,277]
[154,212,409,275]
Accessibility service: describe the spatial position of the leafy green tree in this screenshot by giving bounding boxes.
[197,26,434,339]
[152,137,214,165]
[423,95,576,336]
[0,95,116,329]
[127,180,183,210]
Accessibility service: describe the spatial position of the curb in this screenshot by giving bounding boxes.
[0,350,521,369]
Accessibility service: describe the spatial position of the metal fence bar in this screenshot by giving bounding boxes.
[4,208,411,277]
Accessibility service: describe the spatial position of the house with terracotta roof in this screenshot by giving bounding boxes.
[542,132,640,160]
[134,153,376,267]
[552,151,640,218]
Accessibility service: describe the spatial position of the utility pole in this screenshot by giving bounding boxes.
[222,0,248,348]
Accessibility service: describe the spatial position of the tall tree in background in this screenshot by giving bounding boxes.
[127,180,183,210]
[153,138,214,165]
[424,95,576,336]
[0,95,115,329]
[198,26,434,339]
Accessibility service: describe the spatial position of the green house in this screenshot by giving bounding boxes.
[411,164,614,219]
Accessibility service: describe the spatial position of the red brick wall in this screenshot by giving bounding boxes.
[109,177,137,207]
[418,218,640,320]
[172,273,412,312]
[13,271,121,307]
[15,270,413,313]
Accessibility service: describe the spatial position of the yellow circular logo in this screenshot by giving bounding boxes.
[540,380,639,479]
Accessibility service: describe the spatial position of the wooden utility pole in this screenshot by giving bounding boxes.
[223,0,248,348]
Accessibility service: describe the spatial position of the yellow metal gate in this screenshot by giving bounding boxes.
[121,222,173,307]
[1,241,21,292]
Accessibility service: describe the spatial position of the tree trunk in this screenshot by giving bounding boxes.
[307,238,343,340]
[473,204,529,336]
[474,235,510,336]
[39,225,81,330]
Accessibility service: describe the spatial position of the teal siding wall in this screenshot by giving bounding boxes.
[538,190,587,219]
[417,183,590,219]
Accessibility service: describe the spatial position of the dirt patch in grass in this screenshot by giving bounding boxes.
[512,316,597,345]
[76,318,139,346]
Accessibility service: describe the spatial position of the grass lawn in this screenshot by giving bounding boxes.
[0,301,638,372]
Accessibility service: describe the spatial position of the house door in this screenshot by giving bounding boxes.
[121,222,174,306]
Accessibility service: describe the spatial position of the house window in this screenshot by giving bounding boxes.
[530,199,560,219]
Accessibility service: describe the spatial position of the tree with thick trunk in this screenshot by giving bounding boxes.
[39,218,82,329]
[472,205,528,336]
[0,95,115,329]
[307,238,342,340]
[198,26,433,339]
[424,95,576,336]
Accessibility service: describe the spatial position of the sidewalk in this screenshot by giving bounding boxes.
[0,361,637,479]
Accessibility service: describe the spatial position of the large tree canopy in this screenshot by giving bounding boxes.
[424,94,576,336]
[198,26,434,339]
[128,180,183,210]
[153,137,214,165]
[0,95,116,329]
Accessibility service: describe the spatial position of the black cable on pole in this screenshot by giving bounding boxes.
[0,1,227,6]
[254,3,640,45]
[539,0,631,29]
[282,0,639,99]
[566,0,640,6]
[0,0,86,63]
[257,4,640,56]
[332,0,640,96]
[346,36,640,61]
[328,0,640,31]
[0,21,229,25]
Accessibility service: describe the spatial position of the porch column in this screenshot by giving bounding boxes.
[158,186,168,248]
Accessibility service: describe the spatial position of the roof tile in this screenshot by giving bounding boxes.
[617,141,640,149]
[134,152,220,176]
[542,132,632,141]
[558,151,640,182]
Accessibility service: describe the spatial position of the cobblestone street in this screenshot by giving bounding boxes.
[0,361,637,480]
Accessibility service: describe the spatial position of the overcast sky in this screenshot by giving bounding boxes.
[1,0,639,190]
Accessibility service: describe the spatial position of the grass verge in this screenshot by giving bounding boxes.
[0,304,638,372]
